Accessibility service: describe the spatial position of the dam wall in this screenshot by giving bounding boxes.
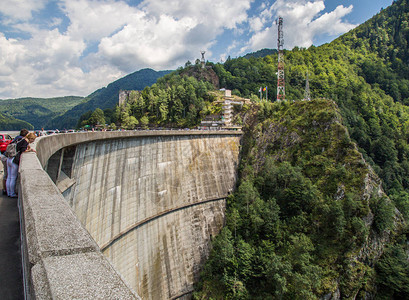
[26,130,241,299]
[63,133,241,299]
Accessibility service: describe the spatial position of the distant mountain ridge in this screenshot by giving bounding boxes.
[242,48,277,59]
[0,112,33,130]
[0,96,83,129]
[46,68,172,129]
[0,68,172,130]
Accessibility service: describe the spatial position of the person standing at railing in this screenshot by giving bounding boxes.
[6,132,36,198]
[12,128,29,142]
[1,129,29,196]
[0,152,7,195]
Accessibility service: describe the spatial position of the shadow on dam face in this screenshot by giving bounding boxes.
[45,133,241,299]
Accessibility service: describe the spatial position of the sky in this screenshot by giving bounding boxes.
[0,0,392,99]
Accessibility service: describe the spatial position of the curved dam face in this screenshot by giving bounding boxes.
[55,133,241,299]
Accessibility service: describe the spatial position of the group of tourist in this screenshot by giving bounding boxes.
[0,129,36,198]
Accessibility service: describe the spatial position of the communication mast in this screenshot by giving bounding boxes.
[276,17,285,101]
[304,72,311,101]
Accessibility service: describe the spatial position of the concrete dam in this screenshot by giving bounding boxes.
[20,131,241,299]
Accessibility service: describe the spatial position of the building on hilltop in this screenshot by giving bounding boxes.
[220,90,250,126]
[199,89,250,130]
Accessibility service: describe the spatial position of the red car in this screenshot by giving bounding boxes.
[0,134,12,153]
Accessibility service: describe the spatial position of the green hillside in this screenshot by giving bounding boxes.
[0,96,83,129]
[242,48,277,59]
[45,68,171,129]
[211,0,409,207]
[0,112,34,130]
[190,0,409,298]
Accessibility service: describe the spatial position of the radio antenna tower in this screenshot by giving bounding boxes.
[304,72,311,101]
[276,17,285,101]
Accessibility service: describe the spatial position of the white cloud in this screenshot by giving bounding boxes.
[0,34,26,77]
[309,4,356,36]
[98,14,197,71]
[0,0,359,99]
[249,17,264,32]
[0,0,254,98]
[61,0,139,41]
[0,28,87,97]
[50,17,63,27]
[243,0,356,54]
[94,0,253,72]
[0,0,47,21]
[140,0,252,29]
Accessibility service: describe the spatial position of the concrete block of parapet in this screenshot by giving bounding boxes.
[19,152,43,170]
[32,252,140,299]
[19,168,99,266]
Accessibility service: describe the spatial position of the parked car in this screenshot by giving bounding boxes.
[0,134,12,153]
[46,130,57,135]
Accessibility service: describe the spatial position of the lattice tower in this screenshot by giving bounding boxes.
[276,17,285,101]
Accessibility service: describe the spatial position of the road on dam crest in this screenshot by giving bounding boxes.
[0,189,23,298]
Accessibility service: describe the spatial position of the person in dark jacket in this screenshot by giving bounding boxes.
[6,132,36,198]
[12,128,29,142]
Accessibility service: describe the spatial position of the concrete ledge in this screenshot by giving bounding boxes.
[31,252,138,299]
[19,150,139,299]
[19,168,99,265]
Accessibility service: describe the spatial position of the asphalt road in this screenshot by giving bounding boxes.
[0,177,23,299]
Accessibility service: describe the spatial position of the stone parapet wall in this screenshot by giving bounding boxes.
[19,145,140,299]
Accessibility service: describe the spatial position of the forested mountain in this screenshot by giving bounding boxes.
[242,48,277,59]
[209,0,409,211]
[0,68,171,130]
[0,96,83,129]
[82,64,222,130]
[191,0,409,298]
[107,0,408,199]
[45,68,171,129]
[102,0,409,213]
[0,112,33,130]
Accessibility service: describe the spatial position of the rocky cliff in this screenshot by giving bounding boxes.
[194,99,406,299]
